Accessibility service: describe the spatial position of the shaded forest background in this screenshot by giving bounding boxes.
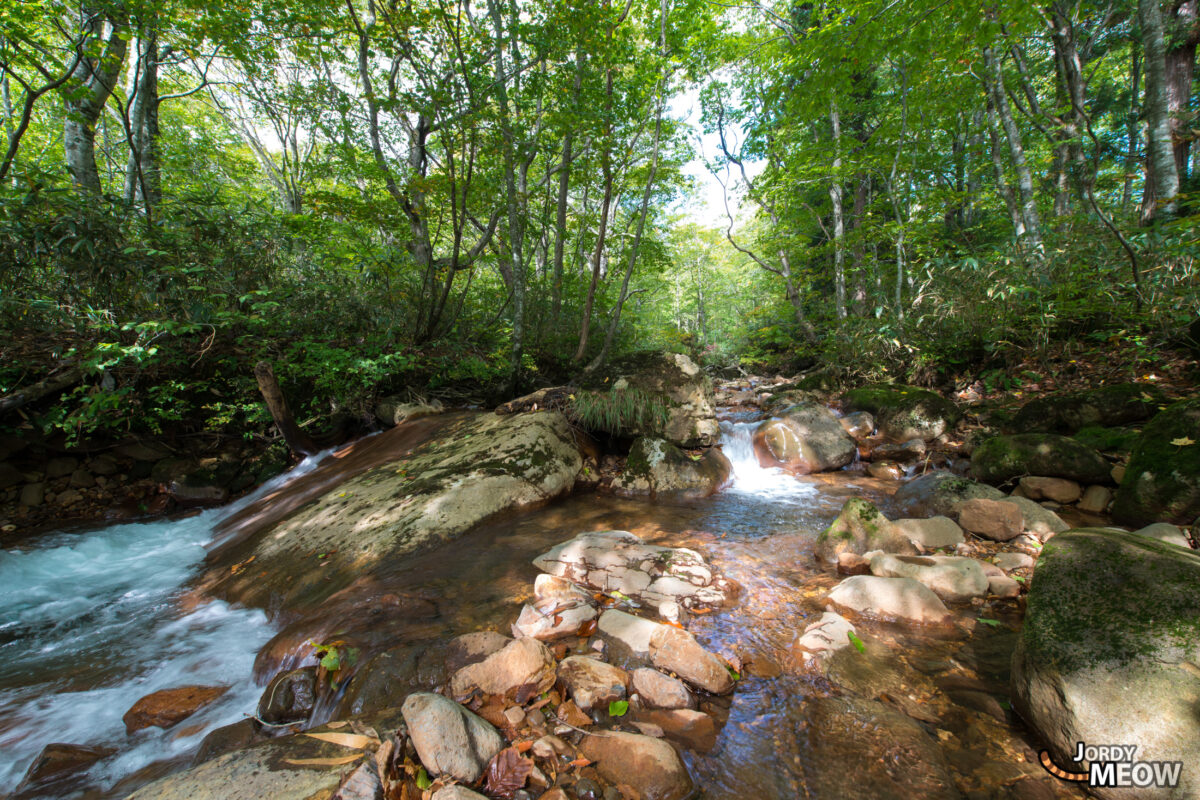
[1,0,1198,447]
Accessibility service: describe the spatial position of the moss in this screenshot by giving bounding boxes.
[1021,528,1200,674]
[1112,396,1200,525]
[971,433,1110,485]
[1072,425,1141,453]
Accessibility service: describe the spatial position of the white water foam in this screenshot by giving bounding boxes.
[719,420,819,503]
[0,449,333,793]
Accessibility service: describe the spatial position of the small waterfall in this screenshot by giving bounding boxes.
[0,450,337,792]
[719,420,817,503]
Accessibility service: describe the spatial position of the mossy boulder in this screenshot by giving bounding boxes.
[1071,425,1141,454]
[970,434,1111,485]
[612,437,732,499]
[204,411,582,609]
[840,385,960,443]
[893,470,1004,518]
[1011,383,1165,435]
[752,402,856,475]
[1112,397,1200,526]
[814,498,918,562]
[1011,529,1200,799]
[582,351,719,448]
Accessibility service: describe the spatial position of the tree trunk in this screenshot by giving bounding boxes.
[123,31,161,211]
[1124,42,1142,212]
[254,361,319,457]
[986,97,1026,242]
[64,8,128,194]
[983,45,1044,266]
[551,52,585,336]
[1140,0,1182,219]
[829,104,847,319]
[1167,0,1198,180]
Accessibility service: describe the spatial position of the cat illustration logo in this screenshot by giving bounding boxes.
[1039,744,1183,789]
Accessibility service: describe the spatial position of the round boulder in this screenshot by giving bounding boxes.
[1112,397,1200,526]
[840,385,960,443]
[971,434,1111,485]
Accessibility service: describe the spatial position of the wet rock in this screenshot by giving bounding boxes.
[45,456,79,479]
[802,695,960,799]
[90,453,120,475]
[193,719,266,765]
[1018,476,1081,504]
[532,530,727,609]
[838,411,875,440]
[597,609,733,694]
[630,708,717,752]
[445,632,512,673]
[168,481,230,506]
[257,667,317,725]
[867,552,988,602]
[871,438,927,463]
[55,488,82,506]
[814,498,918,562]
[402,692,504,783]
[631,668,694,710]
[533,574,591,604]
[1112,397,1200,526]
[836,551,871,575]
[1077,485,1112,513]
[374,397,443,428]
[894,516,965,549]
[336,642,449,718]
[895,472,1005,522]
[19,482,45,507]
[957,498,1023,541]
[579,731,694,800]
[557,656,628,711]
[1130,522,1191,548]
[206,411,582,609]
[612,437,732,499]
[123,685,229,734]
[12,743,115,800]
[449,637,556,701]
[971,433,1111,485]
[513,600,597,641]
[582,351,719,447]
[794,611,857,667]
[752,402,857,474]
[988,575,1020,597]
[993,552,1034,571]
[826,575,954,626]
[1012,528,1200,800]
[68,467,95,488]
[0,462,22,489]
[840,384,960,443]
[867,461,905,480]
[1011,383,1164,435]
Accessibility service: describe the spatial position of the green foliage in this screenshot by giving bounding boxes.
[568,387,670,435]
[607,699,630,717]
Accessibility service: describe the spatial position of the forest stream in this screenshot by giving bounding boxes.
[1,410,1090,800]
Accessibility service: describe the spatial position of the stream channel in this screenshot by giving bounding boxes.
[0,413,1086,799]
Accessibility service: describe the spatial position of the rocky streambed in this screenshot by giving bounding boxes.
[4,362,1199,800]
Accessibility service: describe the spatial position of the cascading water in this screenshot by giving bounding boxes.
[719,419,818,504]
[0,450,331,795]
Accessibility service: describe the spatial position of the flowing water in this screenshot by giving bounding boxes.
[0,416,1083,799]
[0,452,337,795]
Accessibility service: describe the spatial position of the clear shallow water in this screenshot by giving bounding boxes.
[0,452,332,795]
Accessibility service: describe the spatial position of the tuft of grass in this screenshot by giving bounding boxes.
[568,386,669,435]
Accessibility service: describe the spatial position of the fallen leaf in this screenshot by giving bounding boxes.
[557,699,591,728]
[577,619,598,637]
[284,754,364,767]
[304,732,375,749]
[568,757,592,768]
[484,746,533,798]
[515,740,534,753]
[608,700,629,717]
[1170,437,1195,446]
[327,721,349,730]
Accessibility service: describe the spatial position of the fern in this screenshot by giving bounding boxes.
[568,386,670,435]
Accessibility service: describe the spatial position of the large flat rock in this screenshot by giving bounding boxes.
[204,412,582,608]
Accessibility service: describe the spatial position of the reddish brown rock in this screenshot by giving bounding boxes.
[123,685,229,734]
[12,743,115,799]
[631,708,718,752]
[579,731,694,800]
[957,498,1023,542]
